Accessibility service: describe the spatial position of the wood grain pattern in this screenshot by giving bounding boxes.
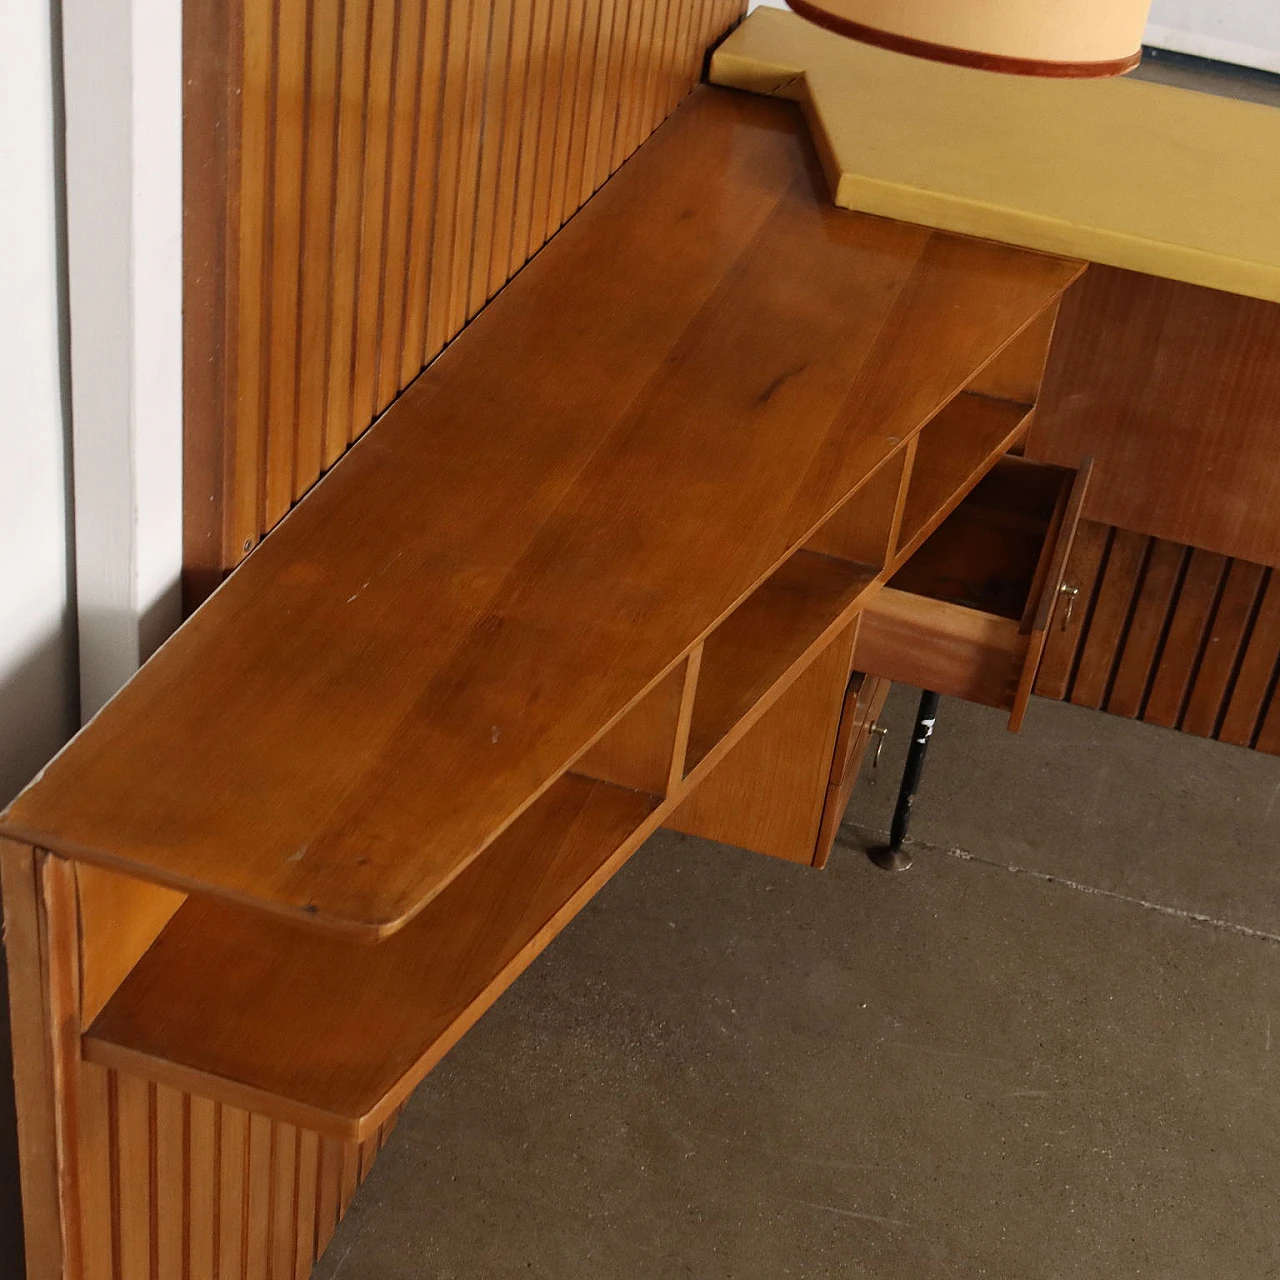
[574,659,690,795]
[1220,573,1280,748]
[1028,265,1280,568]
[0,843,80,1280]
[1105,538,1185,720]
[186,0,750,597]
[76,863,186,1026]
[805,441,911,571]
[1034,520,1280,754]
[6,90,1081,936]
[895,394,1034,559]
[966,303,1058,408]
[182,0,236,607]
[854,588,1027,711]
[1070,528,1148,711]
[667,625,856,864]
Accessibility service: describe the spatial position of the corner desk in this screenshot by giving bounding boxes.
[2,84,1090,1278]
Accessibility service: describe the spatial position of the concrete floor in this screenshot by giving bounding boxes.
[313,689,1280,1279]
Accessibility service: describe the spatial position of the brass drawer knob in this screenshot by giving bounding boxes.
[869,722,888,768]
[1059,582,1080,631]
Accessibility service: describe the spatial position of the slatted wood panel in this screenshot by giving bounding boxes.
[1035,520,1280,754]
[75,1061,393,1279]
[185,0,748,602]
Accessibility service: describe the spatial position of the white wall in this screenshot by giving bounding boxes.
[747,0,1280,72]
[63,0,184,719]
[0,1,78,807]
[1147,0,1280,75]
[0,1,77,1266]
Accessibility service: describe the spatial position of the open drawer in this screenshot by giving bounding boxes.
[853,455,1091,730]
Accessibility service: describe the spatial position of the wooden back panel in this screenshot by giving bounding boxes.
[185,0,748,605]
[1027,266,1280,569]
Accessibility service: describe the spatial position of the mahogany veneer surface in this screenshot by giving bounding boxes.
[0,88,1081,937]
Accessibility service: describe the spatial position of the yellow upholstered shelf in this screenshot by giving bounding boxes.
[711,8,1280,304]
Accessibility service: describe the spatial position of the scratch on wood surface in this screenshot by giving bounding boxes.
[789,1199,913,1230]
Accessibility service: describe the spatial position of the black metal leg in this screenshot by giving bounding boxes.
[869,689,940,872]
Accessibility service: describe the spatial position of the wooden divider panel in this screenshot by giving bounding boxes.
[806,439,914,571]
[574,658,694,795]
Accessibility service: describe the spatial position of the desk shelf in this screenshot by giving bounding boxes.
[83,774,661,1141]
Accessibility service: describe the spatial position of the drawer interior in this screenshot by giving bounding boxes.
[889,456,1072,626]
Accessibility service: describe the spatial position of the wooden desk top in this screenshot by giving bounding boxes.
[712,8,1280,304]
[1,88,1079,938]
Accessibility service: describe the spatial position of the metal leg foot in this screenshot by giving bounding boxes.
[869,689,939,872]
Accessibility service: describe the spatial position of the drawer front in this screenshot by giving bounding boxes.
[829,672,891,793]
[812,672,892,869]
[853,456,1091,730]
[853,590,1028,710]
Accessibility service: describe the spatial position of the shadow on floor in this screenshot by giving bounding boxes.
[312,692,1280,1279]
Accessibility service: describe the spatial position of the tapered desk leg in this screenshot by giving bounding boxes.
[869,689,939,873]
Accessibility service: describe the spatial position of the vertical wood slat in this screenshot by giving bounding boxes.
[1034,520,1280,757]
[230,0,277,557]
[1220,571,1280,746]
[347,0,400,444]
[114,1074,153,1280]
[314,1137,345,1259]
[399,0,451,388]
[217,1106,249,1280]
[447,0,497,337]
[190,1096,219,1280]
[263,0,311,529]
[546,0,591,241]
[468,0,517,320]
[486,0,538,300]
[155,1085,187,1279]
[294,1130,321,1279]
[192,0,745,592]
[182,0,236,607]
[293,0,346,497]
[374,0,429,412]
[1105,538,1184,719]
[77,1064,114,1280]
[1257,683,1280,754]
[1143,548,1229,728]
[270,1124,300,1280]
[1070,527,1146,710]
[320,0,373,471]
[1181,560,1267,738]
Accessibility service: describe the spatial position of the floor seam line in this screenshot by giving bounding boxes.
[836,822,1280,946]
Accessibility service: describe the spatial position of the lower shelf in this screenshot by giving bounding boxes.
[83,774,661,1141]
